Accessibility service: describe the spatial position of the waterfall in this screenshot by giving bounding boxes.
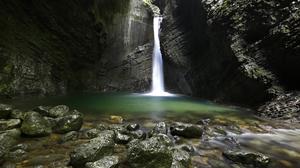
[146,16,172,96]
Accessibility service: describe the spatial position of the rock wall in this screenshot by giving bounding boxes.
[160,0,300,108]
[0,0,153,97]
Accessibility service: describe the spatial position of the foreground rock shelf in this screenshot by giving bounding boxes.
[1,103,299,168]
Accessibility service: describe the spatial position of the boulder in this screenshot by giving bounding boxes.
[223,151,271,168]
[48,105,70,118]
[10,109,26,120]
[115,131,131,144]
[0,104,13,119]
[150,122,168,136]
[69,130,115,167]
[33,106,51,117]
[171,148,190,168]
[126,123,140,131]
[170,122,203,138]
[61,131,79,143]
[53,113,83,134]
[0,119,22,131]
[128,134,173,168]
[20,112,52,137]
[0,129,21,160]
[85,156,119,168]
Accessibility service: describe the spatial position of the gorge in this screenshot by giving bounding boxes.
[0,0,300,168]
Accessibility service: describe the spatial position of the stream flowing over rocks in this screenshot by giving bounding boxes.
[2,102,300,168]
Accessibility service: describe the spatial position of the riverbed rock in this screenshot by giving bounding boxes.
[110,115,123,124]
[170,122,203,138]
[48,105,70,118]
[258,92,300,120]
[128,134,173,168]
[150,122,168,136]
[0,104,13,119]
[61,131,79,143]
[53,113,83,134]
[82,128,102,139]
[115,131,131,144]
[171,148,191,168]
[0,129,21,160]
[10,109,26,120]
[20,112,52,137]
[126,123,140,131]
[33,106,51,116]
[85,156,119,168]
[223,151,271,168]
[69,130,115,167]
[0,119,21,131]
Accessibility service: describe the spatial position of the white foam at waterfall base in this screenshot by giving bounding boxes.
[145,17,173,97]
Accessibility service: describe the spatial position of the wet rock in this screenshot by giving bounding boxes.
[223,151,271,168]
[70,130,115,167]
[10,109,26,120]
[197,119,211,126]
[97,124,108,131]
[5,149,27,162]
[61,131,79,142]
[258,92,300,120]
[0,119,21,131]
[126,123,140,131]
[150,122,168,136]
[0,104,13,119]
[21,112,51,137]
[115,131,131,144]
[43,116,57,128]
[83,128,102,139]
[110,115,123,124]
[128,134,173,168]
[48,105,70,118]
[85,156,119,168]
[170,122,203,138]
[126,129,147,140]
[180,145,196,153]
[171,148,190,168]
[0,129,21,159]
[33,106,51,116]
[53,114,83,134]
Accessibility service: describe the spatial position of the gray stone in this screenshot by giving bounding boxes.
[223,151,271,168]
[150,122,168,136]
[53,114,83,134]
[171,148,190,168]
[83,128,102,139]
[33,106,51,116]
[61,131,79,142]
[126,123,140,131]
[0,104,13,119]
[70,130,115,166]
[10,109,26,120]
[128,134,173,168]
[48,105,70,118]
[85,156,119,168]
[115,131,131,144]
[20,112,52,137]
[170,122,203,138]
[0,119,21,131]
[0,129,21,159]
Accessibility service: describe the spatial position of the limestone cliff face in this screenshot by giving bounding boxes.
[159,0,300,108]
[0,0,153,97]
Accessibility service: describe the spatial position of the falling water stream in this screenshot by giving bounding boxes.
[146,16,173,96]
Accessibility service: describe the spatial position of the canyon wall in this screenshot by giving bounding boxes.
[0,0,153,97]
[160,0,300,109]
